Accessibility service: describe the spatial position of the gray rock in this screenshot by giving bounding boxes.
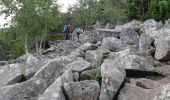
[108,48,137,60]
[120,28,139,45]
[157,77,170,84]
[154,65,170,77]
[64,80,100,100]
[78,31,96,43]
[34,60,63,86]
[118,83,150,100]
[95,41,102,47]
[101,37,127,51]
[136,78,161,89]
[85,50,103,68]
[69,48,85,58]
[25,54,43,78]
[165,18,170,29]
[97,46,111,55]
[78,42,96,52]
[154,37,170,60]
[0,78,47,100]
[148,83,170,100]
[115,20,142,31]
[138,33,155,55]
[0,64,24,88]
[121,55,154,71]
[39,70,74,100]
[140,19,163,33]
[64,58,91,73]
[94,29,120,41]
[100,59,126,100]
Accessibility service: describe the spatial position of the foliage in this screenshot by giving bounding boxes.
[91,69,102,84]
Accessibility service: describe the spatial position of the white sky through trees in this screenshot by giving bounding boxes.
[0,0,78,28]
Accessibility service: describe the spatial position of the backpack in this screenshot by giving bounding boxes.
[64,25,68,32]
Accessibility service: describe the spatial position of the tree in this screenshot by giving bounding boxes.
[0,0,62,57]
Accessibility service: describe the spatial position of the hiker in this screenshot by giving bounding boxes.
[63,24,70,40]
[75,27,82,42]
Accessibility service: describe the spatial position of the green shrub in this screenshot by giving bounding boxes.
[91,69,102,85]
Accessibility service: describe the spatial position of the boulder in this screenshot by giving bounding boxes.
[78,42,96,52]
[69,48,85,58]
[120,28,139,45]
[39,70,74,100]
[64,58,91,73]
[25,54,44,78]
[97,46,111,55]
[140,19,163,33]
[94,29,120,41]
[85,50,103,68]
[118,83,150,100]
[108,48,137,60]
[78,31,96,43]
[0,78,47,100]
[138,33,155,55]
[64,80,100,100]
[101,37,127,51]
[0,63,24,88]
[100,59,126,100]
[154,37,170,60]
[95,41,102,47]
[34,60,63,86]
[115,20,142,31]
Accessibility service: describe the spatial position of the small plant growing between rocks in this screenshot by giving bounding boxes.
[91,69,102,85]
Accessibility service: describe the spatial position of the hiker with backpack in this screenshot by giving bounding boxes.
[63,24,70,40]
[75,27,82,42]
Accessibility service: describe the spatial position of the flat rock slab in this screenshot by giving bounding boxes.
[64,80,100,100]
[0,78,47,100]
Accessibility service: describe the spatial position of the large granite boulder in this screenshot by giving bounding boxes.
[154,36,170,60]
[101,37,127,51]
[25,54,44,78]
[85,50,103,68]
[0,78,47,100]
[64,58,91,73]
[100,59,126,100]
[64,80,100,100]
[115,20,142,31]
[0,64,24,88]
[138,33,155,55]
[140,19,163,33]
[78,42,96,52]
[94,29,120,41]
[39,69,74,100]
[34,60,63,86]
[120,28,139,45]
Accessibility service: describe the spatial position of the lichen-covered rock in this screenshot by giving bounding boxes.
[0,78,47,100]
[140,19,163,33]
[154,37,170,60]
[64,80,100,100]
[34,60,63,86]
[85,50,103,68]
[120,28,139,45]
[101,37,127,51]
[100,59,126,100]
[138,33,155,55]
[39,70,74,100]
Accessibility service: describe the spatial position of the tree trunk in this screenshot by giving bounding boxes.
[25,32,28,54]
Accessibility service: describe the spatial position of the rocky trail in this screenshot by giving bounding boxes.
[1,19,170,100]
